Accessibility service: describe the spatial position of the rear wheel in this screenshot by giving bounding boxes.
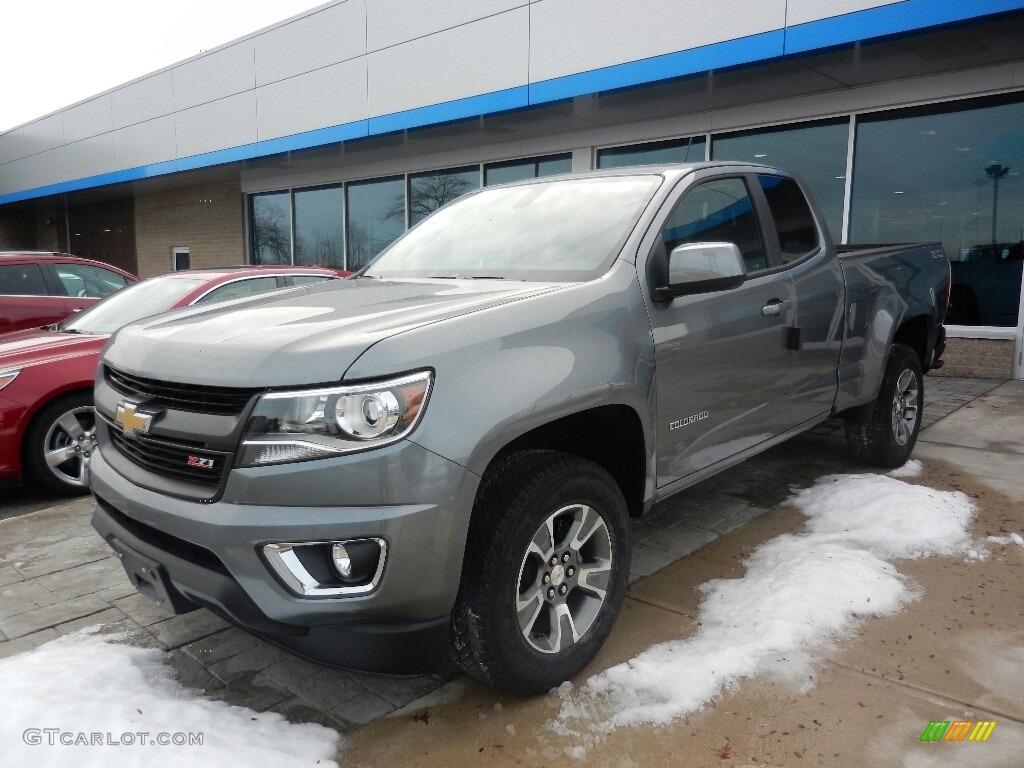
[449,450,630,694]
[24,392,96,496]
[844,344,923,468]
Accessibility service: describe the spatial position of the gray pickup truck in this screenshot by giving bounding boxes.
[90,164,949,694]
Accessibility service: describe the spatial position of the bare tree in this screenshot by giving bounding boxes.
[387,173,474,226]
[251,199,290,264]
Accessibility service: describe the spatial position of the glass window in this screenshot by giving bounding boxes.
[851,96,1024,327]
[346,176,406,271]
[597,136,706,169]
[250,192,292,265]
[366,176,661,282]
[661,177,768,272]
[0,263,48,295]
[408,166,480,226]
[294,185,344,269]
[712,120,848,240]
[290,275,336,285]
[757,175,819,260]
[62,276,207,334]
[196,276,281,304]
[484,154,572,186]
[55,264,129,298]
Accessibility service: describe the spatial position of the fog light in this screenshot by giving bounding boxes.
[332,543,353,578]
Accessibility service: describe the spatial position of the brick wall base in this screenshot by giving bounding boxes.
[134,183,245,277]
[931,337,1016,379]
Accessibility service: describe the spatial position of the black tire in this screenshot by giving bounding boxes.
[449,450,630,694]
[844,344,924,468]
[23,392,96,496]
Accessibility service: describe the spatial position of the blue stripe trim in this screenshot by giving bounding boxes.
[3,1,1023,205]
[368,86,529,135]
[785,0,1024,54]
[529,31,785,105]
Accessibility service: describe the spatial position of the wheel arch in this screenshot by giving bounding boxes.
[483,404,647,518]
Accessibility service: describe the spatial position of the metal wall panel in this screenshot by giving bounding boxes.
[113,116,178,172]
[0,114,65,164]
[172,41,256,112]
[257,59,368,141]
[366,0,525,52]
[61,95,113,145]
[0,148,65,195]
[255,0,366,86]
[175,92,258,158]
[64,133,116,181]
[111,72,175,130]
[368,8,529,117]
[787,0,901,27]
[528,0,787,82]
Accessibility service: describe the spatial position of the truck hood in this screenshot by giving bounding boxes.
[103,278,563,387]
[0,327,107,370]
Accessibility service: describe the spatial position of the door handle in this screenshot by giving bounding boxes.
[761,299,791,317]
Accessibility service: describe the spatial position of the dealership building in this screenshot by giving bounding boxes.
[1,0,1023,378]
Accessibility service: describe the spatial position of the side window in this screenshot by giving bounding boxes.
[757,175,819,261]
[0,263,49,295]
[289,275,335,286]
[194,276,281,304]
[56,264,130,297]
[661,177,768,272]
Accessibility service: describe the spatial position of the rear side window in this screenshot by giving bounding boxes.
[290,275,335,286]
[0,263,49,295]
[757,175,819,260]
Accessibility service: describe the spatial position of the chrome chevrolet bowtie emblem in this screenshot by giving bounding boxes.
[114,402,157,439]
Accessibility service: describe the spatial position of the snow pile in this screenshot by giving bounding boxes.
[888,459,923,478]
[0,631,341,768]
[553,473,975,734]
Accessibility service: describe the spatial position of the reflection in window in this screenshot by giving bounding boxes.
[597,136,706,169]
[484,154,572,186]
[346,176,405,271]
[196,276,280,303]
[662,178,767,272]
[757,175,819,259]
[851,97,1024,327]
[250,192,292,265]
[294,185,344,269]
[408,166,480,227]
[712,120,848,241]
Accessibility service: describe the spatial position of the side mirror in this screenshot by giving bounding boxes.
[656,242,747,299]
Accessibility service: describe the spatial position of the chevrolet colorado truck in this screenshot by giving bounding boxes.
[90,164,949,694]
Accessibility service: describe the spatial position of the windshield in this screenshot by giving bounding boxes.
[60,276,207,334]
[364,175,661,281]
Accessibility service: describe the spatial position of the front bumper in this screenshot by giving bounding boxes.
[89,441,479,675]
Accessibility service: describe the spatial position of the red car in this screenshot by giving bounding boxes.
[0,265,347,495]
[0,252,137,333]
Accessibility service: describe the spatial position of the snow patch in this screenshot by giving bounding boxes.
[987,532,1024,548]
[553,473,975,735]
[888,459,923,478]
[0,631,341,767]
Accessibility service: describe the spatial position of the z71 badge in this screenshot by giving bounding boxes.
[669,411,709,430]
[187,456,215,470]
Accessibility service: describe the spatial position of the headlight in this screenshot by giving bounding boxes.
[238,370,433,466]
[0,369,20,391]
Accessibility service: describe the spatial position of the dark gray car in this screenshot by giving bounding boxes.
[90,164,949,693]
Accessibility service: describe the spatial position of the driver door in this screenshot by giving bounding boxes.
[644,173,798,488]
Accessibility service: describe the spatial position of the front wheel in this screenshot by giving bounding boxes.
[24,392,96,496]
[844,343,924,468]
[449,451,630,694]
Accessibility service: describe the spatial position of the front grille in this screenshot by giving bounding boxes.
[106,417,229,487]
[105,364,260,416]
